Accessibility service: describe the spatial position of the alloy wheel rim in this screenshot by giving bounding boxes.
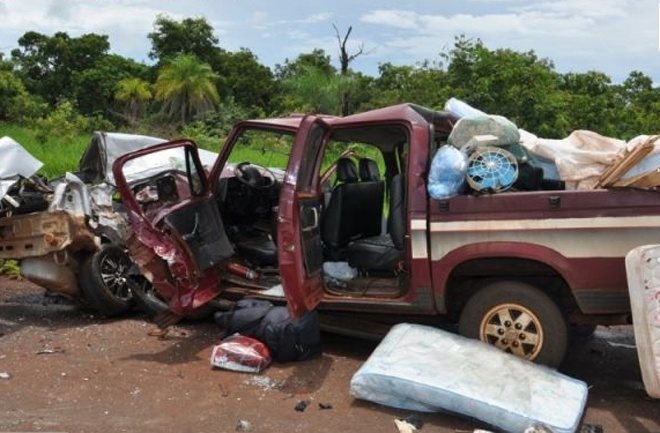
[479,303,544,360]
[99,250,132,301]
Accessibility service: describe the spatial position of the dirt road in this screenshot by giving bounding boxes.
[1,277,658,433]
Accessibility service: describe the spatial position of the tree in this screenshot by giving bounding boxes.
[11,31,110,106]
[559,71,619,136]
[0,69,44,122]
[442,36,564,137]
[115,77,153,125]
[274,49,336,80]
[73,54,150,118]
[211,48,276,114]
[368,62,448,110]
[333,24,368,115]
[148,15,219,65]
[279,65,350,114]
[154,54,220,124]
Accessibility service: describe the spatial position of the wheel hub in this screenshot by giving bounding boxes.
[479,303,544,360]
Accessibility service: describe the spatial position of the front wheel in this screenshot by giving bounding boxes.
[458,280,568,367]
[79,245,134,317]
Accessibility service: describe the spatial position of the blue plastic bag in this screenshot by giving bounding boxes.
[427,145,467,199]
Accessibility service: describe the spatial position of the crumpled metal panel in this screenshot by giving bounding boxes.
[0,210,97,260]
[0,136,43,200]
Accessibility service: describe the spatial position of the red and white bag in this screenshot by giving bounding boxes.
[210,334,271,373]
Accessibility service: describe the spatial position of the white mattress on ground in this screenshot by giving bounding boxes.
[625,245,660,398]
[350,323,588,433]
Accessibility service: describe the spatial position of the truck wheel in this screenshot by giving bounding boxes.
[458,280,568,367]
[79,245,134,317]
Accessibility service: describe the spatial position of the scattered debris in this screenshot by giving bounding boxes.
[0,371,11,380]
[147,328,170,339]
[318,402,333,410]
[243,375,285,391]
[606,341,636,350]
[394,418,418,433]
[400,416,423,430]
[294,400,310,412]
[524,424,557,433]
[580,424,603,433]
[35,347,65,355]
[235,419,252,431]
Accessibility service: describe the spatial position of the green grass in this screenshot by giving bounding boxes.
[0,123,90,179]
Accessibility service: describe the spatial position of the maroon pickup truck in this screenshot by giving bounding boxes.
[114,103,660,366]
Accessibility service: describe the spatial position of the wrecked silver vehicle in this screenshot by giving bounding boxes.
[0,132,217,317]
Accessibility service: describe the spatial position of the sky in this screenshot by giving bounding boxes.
[0,0,659,84]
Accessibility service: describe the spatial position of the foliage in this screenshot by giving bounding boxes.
[73,54,151,118]
[154,54,220,124]
[274,49,336,80]
[279,65,354,115]
[212,48,276,115]
[442,36,565,137]
[11,31,110,106]
[115,77,153,125]
[180,121,225,152]
[148,15,219,65]
[33,100,112,145]
[0,259,21,278]
[367,62,448,110]
[0,69,45,122]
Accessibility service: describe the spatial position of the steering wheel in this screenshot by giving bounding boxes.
[234,162,277,189]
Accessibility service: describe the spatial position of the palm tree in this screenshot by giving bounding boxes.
[154,54,220,124]
[114,77,152,125]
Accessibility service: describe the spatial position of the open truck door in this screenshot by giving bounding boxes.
[277,115,327,318]
[113,140,233,315]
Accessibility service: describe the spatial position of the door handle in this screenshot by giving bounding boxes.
[182,213,200,241]
[302,207,319,232]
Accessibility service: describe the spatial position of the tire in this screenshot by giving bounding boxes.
[571,324,597,339]
[458,280,568,367]
[79,245,134,317]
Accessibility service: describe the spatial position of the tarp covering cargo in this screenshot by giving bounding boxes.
[351,323,588,433]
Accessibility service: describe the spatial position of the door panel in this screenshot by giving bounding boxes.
[113,140,232,314]
[278,117,327,318]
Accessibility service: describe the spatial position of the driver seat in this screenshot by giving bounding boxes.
[235,233,278,267]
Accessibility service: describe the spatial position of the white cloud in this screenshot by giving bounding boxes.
[295,12,333,24]
[361,10,419,29]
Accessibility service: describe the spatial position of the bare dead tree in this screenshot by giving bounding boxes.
[333,24,370,116]
[333,24,365,76]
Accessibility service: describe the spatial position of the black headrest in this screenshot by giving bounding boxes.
[336,158,358,183]
[359,158,380,182]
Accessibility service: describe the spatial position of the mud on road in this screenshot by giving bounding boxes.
[0,276,658,433]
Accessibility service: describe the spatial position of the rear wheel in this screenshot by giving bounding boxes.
[79,245,133,317]
[458,280,568,367]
